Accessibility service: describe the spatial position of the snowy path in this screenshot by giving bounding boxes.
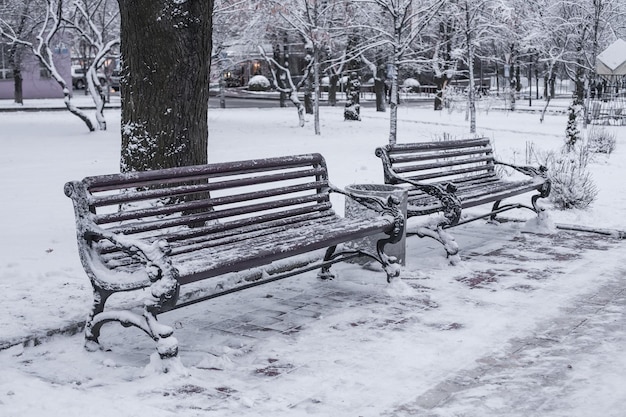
[2,222,625,417]
[388,272,626,417]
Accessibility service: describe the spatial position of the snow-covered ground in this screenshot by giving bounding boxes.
[0,98,625,416]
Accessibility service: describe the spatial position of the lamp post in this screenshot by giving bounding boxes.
[528,61,532,107]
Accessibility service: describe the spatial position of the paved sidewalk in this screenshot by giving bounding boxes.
[1,223,624,416]
[0,95,120,112]
[388,275,626,416]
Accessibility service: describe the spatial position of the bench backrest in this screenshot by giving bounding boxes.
[65,153,334,242]
[376,138,496,185]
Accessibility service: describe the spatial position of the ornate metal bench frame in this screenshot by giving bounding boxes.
[65,153,404,363]
[376,138,551,261]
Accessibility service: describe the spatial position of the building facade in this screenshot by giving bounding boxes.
[0,42,72,100]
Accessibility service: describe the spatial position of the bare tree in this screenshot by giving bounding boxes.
[351,0,444,144]
[0,0,36,104]
[431,14,456,112]
[1,0,96,130]
[260,45,307,126]
[264,0,347,135]
[65,0,120,130]
[212,0,266,108]
[452,0,495,133]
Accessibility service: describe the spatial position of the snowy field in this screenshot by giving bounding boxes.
[1,99,625,416]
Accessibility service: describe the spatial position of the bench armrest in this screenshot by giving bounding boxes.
[82,224,180,311]
[328,183,405,243]
[373,163,463,228]
[375,145,461,200]
[329,182,399,213]
[494,160,548,178]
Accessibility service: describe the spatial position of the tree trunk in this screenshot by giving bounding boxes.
[434,76,447,110]
[467,54,476,133]
[13,69,23,105]
[118,0,213,172]
[9,44,24,104]
[375,63,386,112]
[86,67,107,130]
[219,74,226,109]
[304,76,314,114]
[388,63,398,145]
[375,78,386,112]
[328,74,338,106]
[62,84,96,131]
[464,2,476,134]
[313,55,320,135]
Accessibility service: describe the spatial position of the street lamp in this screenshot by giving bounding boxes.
[528,61,532,107]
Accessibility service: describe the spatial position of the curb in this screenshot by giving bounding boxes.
[0,104,121,113]
[0,321,85,352]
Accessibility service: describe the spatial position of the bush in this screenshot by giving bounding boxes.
[402,78,420,93]
[543,147,598,210]
[247,75,270,91]
[587,127,617,155]
[564,104,583,151]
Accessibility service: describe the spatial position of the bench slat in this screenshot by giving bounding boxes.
[98,214,393,286]
[405,179,541,215]
[102,195,332,235]
[93,181,328,224]
[168,212,337,251]
[389,147,493,164]
[168,214,346,257]
[173,216,393,285]
[384,138,491,153]
[406,178,535,206]
[393,155,495,174]
[99,213,338,268]
[161,206,334,243]
[89,167,328,207]
[84,153,328,192]
[404,164,496,182]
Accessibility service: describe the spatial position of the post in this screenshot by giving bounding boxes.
[528,62,532,107]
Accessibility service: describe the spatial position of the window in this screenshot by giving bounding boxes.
[39,61,51,79]
[0,43,14,80]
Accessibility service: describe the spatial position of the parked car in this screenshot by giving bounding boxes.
[71,65,106,90]
[110,69,121,92]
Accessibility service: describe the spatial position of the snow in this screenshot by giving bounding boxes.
[402,77,420,88]
[247,75,271,89]
[1,97,626,416]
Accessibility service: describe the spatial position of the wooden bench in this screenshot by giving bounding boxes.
[64,153,404,361]
[375,138,551,260]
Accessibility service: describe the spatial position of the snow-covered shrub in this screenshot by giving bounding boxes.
[247,75,270,91]
[402,78,420,93]
[444,87,467,113]
[543,146,597,210]
[565,104,583,151]
[587,127,616,155]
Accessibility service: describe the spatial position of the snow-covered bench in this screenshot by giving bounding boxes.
[64,153,404,360]
[375,138,551,260]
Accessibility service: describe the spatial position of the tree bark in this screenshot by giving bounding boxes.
[8,4,29,105]
[328,74,338,106]
[313,53,320,135]
[118,0,213,172]
[434,76,447,111]
[375,78,386,112]
[12,67,23,105]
